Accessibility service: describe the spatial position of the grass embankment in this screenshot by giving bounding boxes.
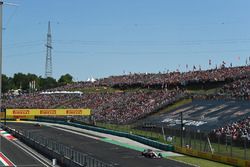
[186,88,219,95]
[155,98,192,115]
[97,98,192,140]
[72,86,190,94]
[96,98,193,145]
[74,86,119,93]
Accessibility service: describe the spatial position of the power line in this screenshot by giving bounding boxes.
[4,51,44,58]
[4,42,44,49]
[52,38,250,47]
[4,3,18,29]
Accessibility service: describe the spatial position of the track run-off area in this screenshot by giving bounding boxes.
[6,121,194,167]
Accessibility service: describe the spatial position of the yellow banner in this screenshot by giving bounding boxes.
[6,115,35,119]
[6,109,91,116]
[174,146,250,167]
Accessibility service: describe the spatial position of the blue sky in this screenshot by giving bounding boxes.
[2,0,250,81]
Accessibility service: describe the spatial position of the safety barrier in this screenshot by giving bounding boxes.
[3,125,112,167]
[175,146,250,167]
[29,118,174,151]
[23,118,250,166]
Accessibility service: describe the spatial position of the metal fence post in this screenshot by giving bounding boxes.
[88,157,91,167]
[80,153,83,165]
[244,136,247,160]
[194,130,196,150]
[218,135,220,153]
[230,135,233,157]
[180,112,184,147]
[71,149,74,161]
[198,130,201,151]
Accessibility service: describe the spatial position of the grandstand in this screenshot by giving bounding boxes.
[144,99,250,131]
[2,65,250,165]
[3,65,250,126]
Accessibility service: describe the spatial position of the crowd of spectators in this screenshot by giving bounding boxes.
[48,81,97,92]
[219,77,250,99]
[210,117,250,143]
[3,89,184,124]
[96,66,250,88]
[62,89,184,123]
[46,66,250,91]
[3,93,80,109]
[2,65,250,124]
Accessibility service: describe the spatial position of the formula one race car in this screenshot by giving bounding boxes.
[34,123,42,127]
[141,149,162,159]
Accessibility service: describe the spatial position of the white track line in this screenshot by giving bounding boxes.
[7,137,52,167]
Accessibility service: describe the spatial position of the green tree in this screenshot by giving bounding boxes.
[3,73,76,92]
[39,77,58,90]
[13,73,27,90]
[12,73,39,91]
[26,73,39,91]
[2,74,15,93]
[58,73,73,86]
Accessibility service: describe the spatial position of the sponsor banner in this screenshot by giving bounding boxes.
[211,154,222,162]
[226,157,238,165]
[197,151,209,159]
[174,146,183,153]
[5,115,35,119]
[187,148,198,156]
[174,146,248,167]
[245,161,250,167]
[0,112,4,118]
[6,109,91,116]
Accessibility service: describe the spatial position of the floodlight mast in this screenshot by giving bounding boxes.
[0,0,18,120]
[0,0,3,120]
[4,2,18,6]
[0,0,18,118]
[0,0,18,153]
[0,0,3,154]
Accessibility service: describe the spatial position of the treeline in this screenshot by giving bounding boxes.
[2,73,73,93]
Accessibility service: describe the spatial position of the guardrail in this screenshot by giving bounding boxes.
[3,125,112,167]
[30,118,174,152]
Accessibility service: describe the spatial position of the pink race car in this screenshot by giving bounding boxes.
[141,149,162,159]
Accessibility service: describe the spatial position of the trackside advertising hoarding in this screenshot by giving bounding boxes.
[6,109,91,116]
[175,146,250,167]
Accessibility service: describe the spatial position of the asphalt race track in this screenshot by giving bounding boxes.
[7,122,193,167]
[1,136,47,167]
